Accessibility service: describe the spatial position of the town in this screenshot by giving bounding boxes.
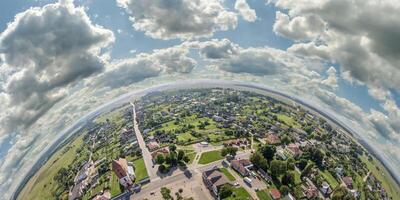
[19,88,399,200]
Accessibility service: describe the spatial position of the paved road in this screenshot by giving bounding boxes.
[130,102,158,181]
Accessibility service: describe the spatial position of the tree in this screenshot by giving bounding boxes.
[332,186,354,200]
[280,185,290,196]
[161,187,173,200]
[310,148,325,166]
[158,164,167,173]
[219,185,233,199]
[221,146,238,157]
[281,172,295,186]
[270,160,287,177]
[156,154,165,165]
[301,163,314,178]
[251,152,269,171]
[260,145,276,161]
[177,150,185,160]
[287,158,296,171]
[169,144,177,152]
[281,135,291,145]
[298,159,308,170]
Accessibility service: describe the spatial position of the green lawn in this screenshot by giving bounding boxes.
[360,155,400,200]
[320,170,339,188]
[220,168,236,181]
[177,132,197,142]
[225,187,252,200]
[276,114,301,128]
[110,173,122,197]
[17,135,84,200]
[133,158,149,182]
[186,152,197,164]
[293,170,302,185]
[256,189,273,200]
[198,149,224,164]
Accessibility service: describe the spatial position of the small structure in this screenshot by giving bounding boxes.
[230,159,253,176]
[147,141,160,151]
[151,147,170,163]
[266,134,281,145]
[202,167,232,199]
[342,176,353,189]
[305,187,319,199]
[286,143,302,157]
[320,182,332,196]
[269,188,282,200]
[112,158,134,188]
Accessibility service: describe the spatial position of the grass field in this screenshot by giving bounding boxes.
[320,170,339,188]
[17,135,84,200]
[220,168,236,181]
[110,173,122,197]
[276,114,301,128]
[198,149,224,165]
[360,155,400,200]
[133,158,148,182]
[224,187,252,200]
[256,189,273,200]
[293,170,302,185]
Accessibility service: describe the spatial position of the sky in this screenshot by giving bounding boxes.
[0,0,399,198]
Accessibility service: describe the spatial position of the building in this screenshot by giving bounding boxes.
[230,159,253,176]
[269,188,281,200]
[202,167,232,199]
[147,141,160,151]
[151,147,170,162]
[112,158,134,188]
[286,143,302,157]
[266,134,281,145]
[305,187,319,199]
[342,176,353,189]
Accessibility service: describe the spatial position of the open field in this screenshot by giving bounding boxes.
[225,187,252,200]
[110,173,122,197]
[198,150,224,165]
[133,158,148,182]
[17,135,84,200]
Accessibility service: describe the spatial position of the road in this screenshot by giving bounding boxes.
[130,102,158,181]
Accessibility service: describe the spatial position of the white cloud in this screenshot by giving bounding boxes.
[234,0,257,22]
[116,0,238,40]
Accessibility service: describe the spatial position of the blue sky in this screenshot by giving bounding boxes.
[0,0,399,198]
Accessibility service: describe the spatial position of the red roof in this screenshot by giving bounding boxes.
[266,134,281,144]
[112,158,129,179]
[342,176,353,187]
[270,189,281,200]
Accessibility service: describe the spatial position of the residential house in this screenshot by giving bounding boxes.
[269,188,281,200]
[230,159,253,176]
[286,143,302,157]
[342,176,353,189]
[266,134,281,145]
[112,158,134,188]
[147,141,160,151]
[202,167,232,199]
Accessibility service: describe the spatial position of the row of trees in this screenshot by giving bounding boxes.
[156,145,190,173]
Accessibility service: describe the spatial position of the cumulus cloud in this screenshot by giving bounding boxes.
[234,0,257,22]
[95,44,196,89]
[321,66,338,89]
[116,0,238,40]
[0,0,114,134]
[272,0,400,93]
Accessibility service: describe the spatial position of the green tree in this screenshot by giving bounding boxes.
[161,187,173,200]
[280,185,290,196]
[332,186,355,200]
[260,145,276,161]
[270,160,287,177]
[169,144,177,152]
[281,171,295,186]
[156,154,165,165]
[298,159,308,170]
[219,185,233,199]
[177,150,185,160]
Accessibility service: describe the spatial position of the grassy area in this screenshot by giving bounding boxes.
[360,155,400,200]
[256,189,273,200]
[198,149,224,165]
[17,135,84,200]
[177,132,197,142]
[293,170,302,185]
[320,170,339,188]
[220,168,236,181]
[225,187,252,200]
[110,173,122,197]
[276,114,301,128]
[133,158,148,182]
[186,152,197,164]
